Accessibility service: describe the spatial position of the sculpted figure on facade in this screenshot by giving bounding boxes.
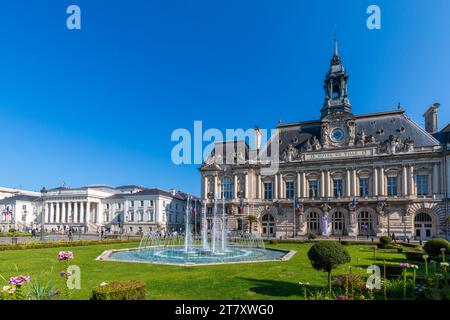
[281,144,299,162]
[321,121,331,147]
[346,119,356,145]
[311,136,322,151]
[302,138,313,152]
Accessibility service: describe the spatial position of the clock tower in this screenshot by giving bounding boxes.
[320,40,356,149]
[320,39,352,119]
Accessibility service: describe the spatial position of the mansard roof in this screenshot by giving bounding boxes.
[276,110,440,156]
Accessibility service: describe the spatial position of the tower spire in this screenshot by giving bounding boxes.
[334,38,338,56]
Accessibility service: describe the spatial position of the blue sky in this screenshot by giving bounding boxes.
[0,0,448,194]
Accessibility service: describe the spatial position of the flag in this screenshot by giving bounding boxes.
[351,197,356,212]
[191,206,196,216]
[294,198,302,215]
[5,206,12,216]
[311,187,316,199]
[239,198,244,214]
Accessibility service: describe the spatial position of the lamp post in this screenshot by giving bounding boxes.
[40,187,47,241]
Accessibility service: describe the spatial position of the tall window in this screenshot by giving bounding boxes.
[359,178,369,197]
[148,209,154,221]
[416,175,429,196]
[333,179,343,198]
[309,180,318,199]
[285,181,295,199]
[129,201,134,207]
[387,176,398,196]
[221,177,233,200]
[264,182,273,200]
[307,211,320,233]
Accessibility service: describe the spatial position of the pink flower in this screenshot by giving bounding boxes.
[337,295,346,300]
[400,263,411,268]
[8,275,30,286]
[58,251,74,261]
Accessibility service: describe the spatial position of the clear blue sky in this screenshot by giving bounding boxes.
[0,0,448,194]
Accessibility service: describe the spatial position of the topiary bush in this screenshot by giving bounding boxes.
[379,236,392,248]
[307,241,351,294]
[91,281,146,300]
[423,238,450,256]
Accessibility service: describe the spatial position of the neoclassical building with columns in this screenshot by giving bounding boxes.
[0,184,199,234]
[200,43,449,240]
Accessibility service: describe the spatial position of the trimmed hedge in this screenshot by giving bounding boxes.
[379,236,391,248]
[0,239,139,251]
[423,238,450,256]
[384,264,404,279]
[91,281,146,300]
[0,232,32,237]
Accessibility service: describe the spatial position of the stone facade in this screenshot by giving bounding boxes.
[200,42,448,240]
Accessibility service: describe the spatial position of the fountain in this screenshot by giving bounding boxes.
[97,196,295,266]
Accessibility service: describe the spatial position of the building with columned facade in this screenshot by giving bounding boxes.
[0,185,200,234]
[200,42,449,241]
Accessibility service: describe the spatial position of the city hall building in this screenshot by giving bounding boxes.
[200,43,449,241]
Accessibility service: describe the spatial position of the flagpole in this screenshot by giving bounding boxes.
[293,198,296,239]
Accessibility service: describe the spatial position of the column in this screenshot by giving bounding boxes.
[74,202,78,223]
[80,202,85,222]
[373,167,378,197]
[325,170,331,197]
[402,165,408,196]
[346,170,351,197]
[244,174,249,199]
[301,172,307,198]
[86,202,90,223]
[97,203,103,225]
[408,165,415,196]
[202,176,208,200]
[432,163,439,194]
[279,173,284,199]
[233,175,238,199]
[352,169,358,197]
[257,174,262,199]
[55,203,60,223]
[48,203,54,223]
[320,171,325,198]
[379,167,385,196]
[62,202,66,223]
[214,176,218,198]
[274,174,278,199]
[296,172,301,198]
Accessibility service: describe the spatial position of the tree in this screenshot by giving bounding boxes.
[245,215,258,233]
[307,241,351,295]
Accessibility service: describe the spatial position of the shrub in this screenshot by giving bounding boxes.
[423,238,450,256]
[307,241,351,294]
[384,263,404,279]
[308,233,317,240]
[379,236,391,248]
[0,239,139,251]
[340,240,375,246]
[91,281,146,300]
[8,228,17,233]
[268,240,278,245]
[405,251,426,262]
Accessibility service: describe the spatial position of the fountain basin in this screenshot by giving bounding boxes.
[96,246,296,266]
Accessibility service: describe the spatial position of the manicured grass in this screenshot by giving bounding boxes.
[0,242,410,300]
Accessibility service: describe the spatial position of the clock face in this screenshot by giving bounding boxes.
[331,128,345,142]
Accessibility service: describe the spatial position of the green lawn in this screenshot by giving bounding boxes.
[0,242,409,299]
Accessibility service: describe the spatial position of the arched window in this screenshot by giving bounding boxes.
[332,211,345,235]
[221,176,233,200]
[414,212,434,240]
[358,211,372,235]
[307,211,320,233]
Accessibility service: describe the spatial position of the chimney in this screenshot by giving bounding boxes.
[254,126,262,150]
[423,103,440,134]
[169,188,176,196]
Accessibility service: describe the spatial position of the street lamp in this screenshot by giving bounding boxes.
[40,187,47,241]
